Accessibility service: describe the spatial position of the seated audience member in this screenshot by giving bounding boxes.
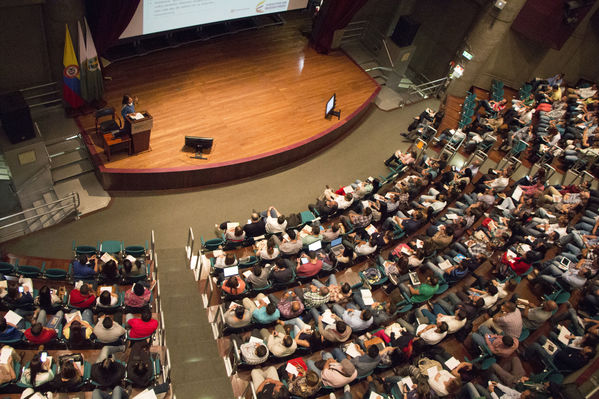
[2,280,34,310]
[20,353,54,388]
[308,198,339,221]
[231,332,269,365]
[53,357,83,392]
[68,284,96,309]
[243,212,267,238]
[317,313,352,343]
[341,207,373,230]
[289,369,322,398]
[34,286,62,312]
[124,282,154,311]
[425,359,462,397]
[384,149,417,167]
[260,325,297,358]
[214,253,238,269]
[256,237,280,261]
[399,276,439,303]
[24,309,64,345]
[472,325,518,358]
[224,303,252,329]
[271,229,302,256]
[0,345,20,384]
[72,255,99,278]
[63,312,93,346]
[270,290,304,319]
[306,352,357,388]
[420,303,468,334]
[526,335,596,371]
[331,303,374,332]
[224,224,246,243]
[521,299,557,330]
[221,275,246,296]
[0,316,25,341]
[90,349,126,389]
[296,251,326,278]
[301,225,323,246]
[126,310,158,339]
[96,290,119,309]
[127,340,153,388]
[347,344,381,376]
[270,258,295,284]
[245,264,273,289]
[313,275,352,304]
[100,259,120,282]
[322,222,344,242]
[122,258,146,281]
[250,366,289,398]
[484,301,522,338]
[93,315,126,344]
[264,206,287,234]
[242,294,280,325]
[399,309,448,345]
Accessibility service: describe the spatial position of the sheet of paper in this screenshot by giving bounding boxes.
[444,357,460,370]
[369,393,384,399]
[212,249,224,257]
[446,213,458,220]
[401,247,412,255]
[345,343,361,358]
[100,253,114,264]
[321,310,336,325]
[226,222,239,230]
[361,201,370,209]
[0,347,11,364]
[365,224,377,236]
[439,260,453,271]
[133,389,158,399]
[427,366,438,377]
[361,289,374,305]
[343,185,354,193]
[248,336,263,345]
[125,255,137,263]
[242,270,252,278]
[4,310,22,326]
[400,376,414,388]
[285,363,299,376]
[506,249,517,259]
[512,185,523,201]
[100,286,113,293]
[543,340,558,355]
[557,327,571,345]
[65,311,82,323]
[416,239,423,249]
[0,280,6,288]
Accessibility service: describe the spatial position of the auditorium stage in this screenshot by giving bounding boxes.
[76,17,380,190]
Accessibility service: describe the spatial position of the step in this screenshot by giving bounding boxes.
[46,136,83,157]
[51,159,95,183]
[50,147,89,169]
[32,199,52,227]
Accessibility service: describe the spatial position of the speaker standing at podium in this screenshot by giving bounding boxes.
[121,94,137,120]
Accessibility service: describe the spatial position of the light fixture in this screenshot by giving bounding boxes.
[494,0,507,10]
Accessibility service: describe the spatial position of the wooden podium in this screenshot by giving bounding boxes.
[126,111,153,153]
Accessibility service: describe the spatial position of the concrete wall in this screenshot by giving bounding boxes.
[0,0,51,91]
[474,2,599,90]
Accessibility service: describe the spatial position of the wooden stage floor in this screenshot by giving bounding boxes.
[77,17,379,190]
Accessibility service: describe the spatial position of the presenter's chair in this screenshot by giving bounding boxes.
[95,107,122,138]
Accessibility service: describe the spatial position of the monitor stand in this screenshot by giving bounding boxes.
[191,146,207,160]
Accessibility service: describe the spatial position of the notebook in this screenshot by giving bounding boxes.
[409,272,421,286]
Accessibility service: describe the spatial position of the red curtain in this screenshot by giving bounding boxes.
[311,0,368,53]
[85,0,141,56]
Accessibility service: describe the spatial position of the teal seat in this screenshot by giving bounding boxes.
[100,240,123,255]
[519,328,530,342]
[0,261,14,275]
[300,210,316,225]
[44,267,68,280]
[72,241,98,256]
[16,261,44,278]
[125,243,147,257]
[201,236,225,251]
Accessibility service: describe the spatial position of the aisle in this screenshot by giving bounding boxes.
[158,247,233,398]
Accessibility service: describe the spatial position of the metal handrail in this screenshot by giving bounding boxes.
[15,165,51,194]
[0,192,79,223]
[20,82,58,91]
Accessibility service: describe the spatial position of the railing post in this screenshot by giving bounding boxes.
[150,230,156,261]
[185,227,194,269]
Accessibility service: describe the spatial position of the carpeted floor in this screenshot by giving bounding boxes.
[1,99,440,398]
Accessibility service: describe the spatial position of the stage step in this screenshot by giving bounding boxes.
[50,147,90,170]
[51,158,95,184]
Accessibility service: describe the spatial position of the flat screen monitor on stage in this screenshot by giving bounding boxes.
[120,0,310,38]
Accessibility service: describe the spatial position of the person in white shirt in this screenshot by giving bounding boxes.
[416,322,448,345]
[264,206,287,234]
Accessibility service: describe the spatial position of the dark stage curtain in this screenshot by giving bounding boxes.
[311,0,368,54]
[85,0,140,56]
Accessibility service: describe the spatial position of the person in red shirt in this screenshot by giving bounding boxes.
[296,251,323,278]
[498,251,532,277]
[68,284,96,309]
[24,309,64,345]
[127,310,158,339]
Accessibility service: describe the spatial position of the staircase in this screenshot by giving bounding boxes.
[46,134,95,183]
[0,191,79,243]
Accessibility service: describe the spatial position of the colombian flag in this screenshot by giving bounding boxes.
[63,24,84,109]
